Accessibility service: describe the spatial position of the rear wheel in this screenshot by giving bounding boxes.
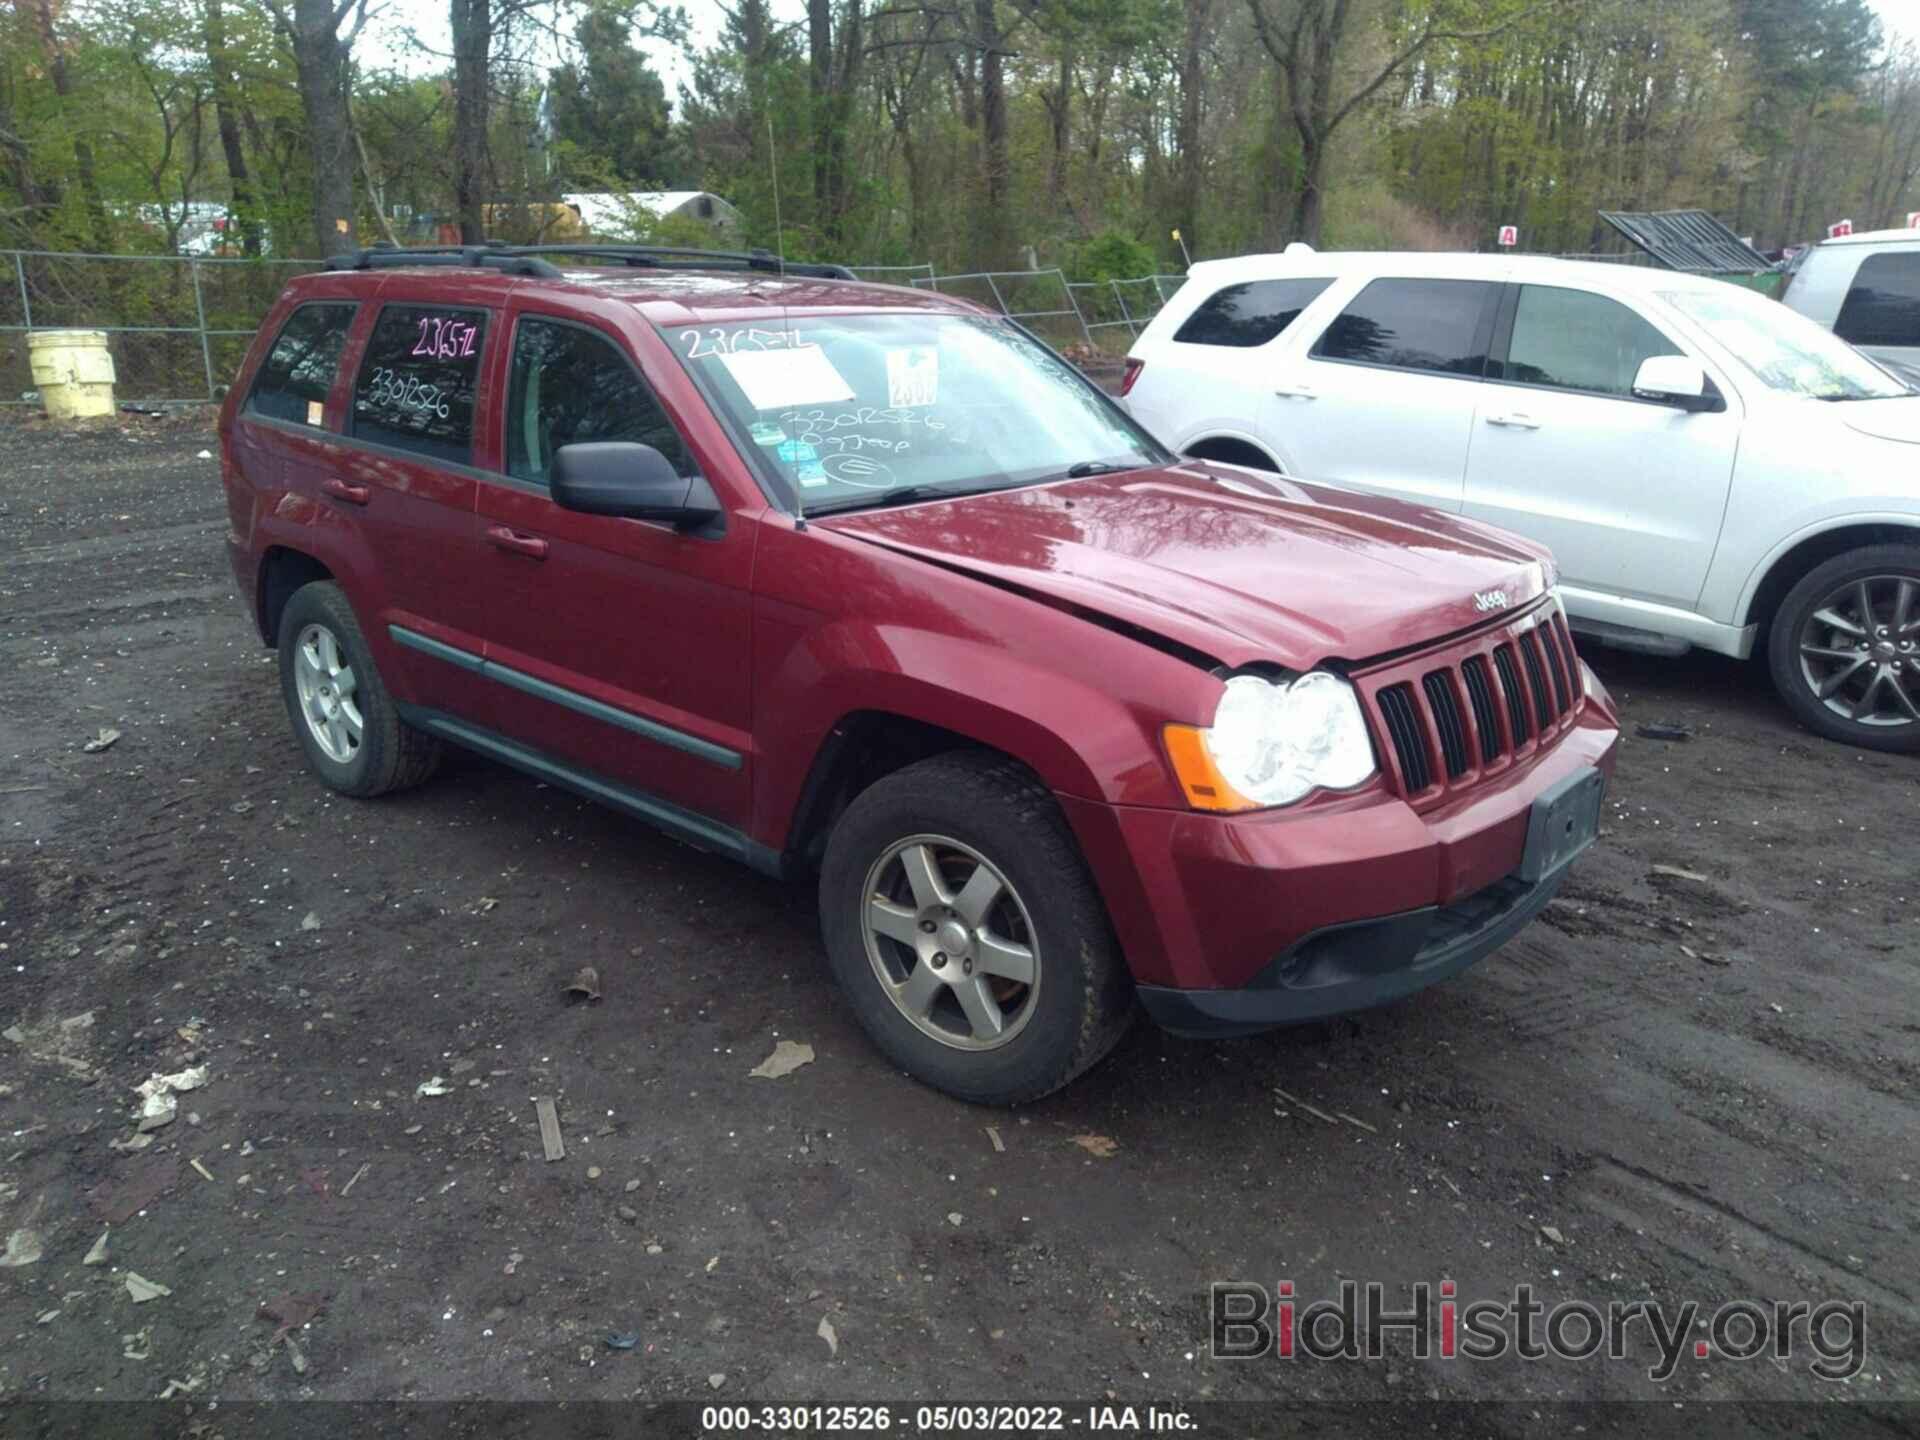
[1767,545,1920,753]
[277,581,443,795]
[818,753,1133,1104]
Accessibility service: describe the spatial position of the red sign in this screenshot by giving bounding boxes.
[1497,225,1518,248]
[1828,219,1854,239]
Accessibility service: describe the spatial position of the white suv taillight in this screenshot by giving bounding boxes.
[1119,358,1144,396]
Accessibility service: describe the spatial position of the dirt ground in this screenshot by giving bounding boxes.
[0,415,1915,1425]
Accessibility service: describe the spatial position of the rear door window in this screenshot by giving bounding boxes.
[505,318,691,483]
[1500,285,1682,397]
[1834,252,1920,348]
[350,304,490,464]
[1173,278,1332,347]
[1311,278,1498,378]
[246,302,356,425]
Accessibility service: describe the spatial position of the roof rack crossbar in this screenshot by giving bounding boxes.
[325,245,564,278]
[323,242,855,282]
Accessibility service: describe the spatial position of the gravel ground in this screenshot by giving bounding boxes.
[0,414,1915,1426]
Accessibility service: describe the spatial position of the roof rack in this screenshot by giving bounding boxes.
[324,242,857,282]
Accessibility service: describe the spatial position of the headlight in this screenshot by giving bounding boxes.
[1164,671,1377,811]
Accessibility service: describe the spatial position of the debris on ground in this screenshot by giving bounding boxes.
[748,1039,815,1079]
[124,1272,172,1303]
[565,966,601,1003]
[36,1308,60,1325]
[535,1097,565,1161]
[415,1076,451,1098]
[0,1227,45,1268]
[605,1331,640,1351]
[134,1064,208,1132]
[81,727,122,753]
[122,1328,152,1361]
[258,1291,330,1343]
[1650,863,1714,886]
[83,1228,111,1266]
[1636,722,1693,742]
[300,911,321,931]
[189,1158,215,1182]
[708,1373,727,1390]
[1273,1087,1340,1124]
[817,1315,839,1357]
[477,896,499,913]
[986,1125,1006,1153]
[1336,1111,1379,1134]
[285,1337,310,1375]
[1070,1134,1119,1159]
[341,1162,370,1196]
[947,1212,964,1227]
[1540,1225,1567,1245]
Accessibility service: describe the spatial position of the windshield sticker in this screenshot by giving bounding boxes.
[823,453,897,490]
[885,346,939,407]
[306,400,323,426]
[719,345,855,411]
[775,439,820,466]
[796,461,829,488]
[748,422,787,446]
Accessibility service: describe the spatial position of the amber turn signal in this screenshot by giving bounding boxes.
[1162,724,1261,812]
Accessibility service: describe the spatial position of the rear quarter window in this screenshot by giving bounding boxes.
[1172,278,1332,347]
[1834,252,1920,348]
[246,302,357,424]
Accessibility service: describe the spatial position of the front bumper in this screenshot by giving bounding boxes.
[1056,673,1618,1035]
[1136,867,1565,1036]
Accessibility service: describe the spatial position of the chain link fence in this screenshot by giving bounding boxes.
[1,251,322,404]
[0,251,1188,405]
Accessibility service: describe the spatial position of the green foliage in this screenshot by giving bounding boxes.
[0,0,1916,272]
[1065,231,1157,285]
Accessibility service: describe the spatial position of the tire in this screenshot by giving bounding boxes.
[818,753,1134,1104]
[277,580,443,795]
[1767,544,1920,754]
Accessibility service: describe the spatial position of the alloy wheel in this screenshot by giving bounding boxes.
[860,835,1040,1051]
[1795,575,1920,729]
[293,622,365,763]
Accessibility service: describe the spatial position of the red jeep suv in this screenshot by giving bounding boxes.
[217,245,1619,1103]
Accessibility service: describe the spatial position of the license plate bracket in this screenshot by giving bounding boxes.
[1519,766,1604,882]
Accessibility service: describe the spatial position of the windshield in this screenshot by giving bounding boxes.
[1661,285,1910,401]
[670,312,1166,511]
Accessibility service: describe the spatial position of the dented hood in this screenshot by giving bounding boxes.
[817,463,1554,669]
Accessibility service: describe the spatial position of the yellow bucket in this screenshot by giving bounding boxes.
[28,329,117,420]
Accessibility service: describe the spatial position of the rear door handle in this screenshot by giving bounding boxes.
[320,477,370,505]
[1273,384,1317,400]
[1485,412,1540,430]
[486,524,549,560]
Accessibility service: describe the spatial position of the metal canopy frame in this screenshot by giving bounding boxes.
[1597,210,1770,274]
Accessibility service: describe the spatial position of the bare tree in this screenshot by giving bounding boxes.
[261,0,377,257]
[1246,0,1537,245]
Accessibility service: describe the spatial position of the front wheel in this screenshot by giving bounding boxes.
[1767,545,1920,753]
[818,753,1134,1104]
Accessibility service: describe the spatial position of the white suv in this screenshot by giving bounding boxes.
[1778,228,1920,374]
[1122,249,1920,752]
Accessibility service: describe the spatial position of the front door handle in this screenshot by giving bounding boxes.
[320,477,370,505]
[486,524,549,560]
[1273,384,1318,400]
[1485,412,1540,430]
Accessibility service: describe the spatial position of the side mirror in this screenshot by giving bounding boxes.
[550,442,722,532]
[1632,355,1721,413]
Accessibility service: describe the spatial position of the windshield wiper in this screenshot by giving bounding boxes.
[806,483,1004,516]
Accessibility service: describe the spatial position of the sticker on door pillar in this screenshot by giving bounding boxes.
[307,400,324,425]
